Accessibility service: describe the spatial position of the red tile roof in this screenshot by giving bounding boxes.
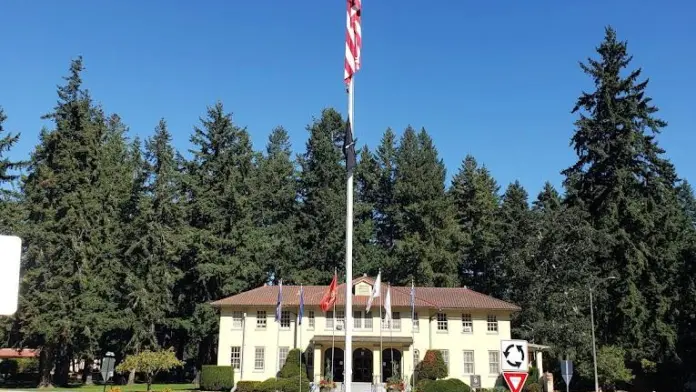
[210,276,520,311]
[0,348,39,359]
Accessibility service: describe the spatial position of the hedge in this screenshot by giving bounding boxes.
[200,365,234,391]
[238,377,310,392]
[417,378,471,392]
[236,381,262,392]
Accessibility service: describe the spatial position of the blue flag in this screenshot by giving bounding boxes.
[298,285,305,325]
[275,280,283,322]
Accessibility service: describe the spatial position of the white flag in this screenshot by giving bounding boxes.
[366,272,381,312]
[384,284,392,325]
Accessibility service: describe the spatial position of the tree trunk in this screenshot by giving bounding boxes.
[53,344,71,387]
[128,369,136,385]
[38,346,54,388]
[82,357,93,385]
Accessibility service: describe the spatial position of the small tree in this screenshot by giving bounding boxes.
[278,349,309,381]
[596,346,633,390]
[115,349,183,391]
[414,350,447,381]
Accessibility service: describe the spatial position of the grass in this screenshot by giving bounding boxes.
[0,383,197,392]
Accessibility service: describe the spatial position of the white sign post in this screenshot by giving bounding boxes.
[0,235,22,316]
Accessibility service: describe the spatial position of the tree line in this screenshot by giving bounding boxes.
[0,26,694,390]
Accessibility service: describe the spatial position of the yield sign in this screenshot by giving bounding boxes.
[503,371,528,392]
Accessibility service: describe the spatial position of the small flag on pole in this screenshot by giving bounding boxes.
[410,279,415,321]
[384,284,392,324]
[344,0,362,84]
[343,120,357,172]
[366,271,381,312]
[275,280,283,322]
[320,273,338,312]
[298,285,305,325]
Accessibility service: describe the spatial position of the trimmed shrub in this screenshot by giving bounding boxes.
[200,365,235,391]
[258,378,280,392]
[276,377,311,392]
[418,378,470,392]
[278,349,309,381]
[236,381,263,392]
[524,383,541,392]
[414,350,448,381]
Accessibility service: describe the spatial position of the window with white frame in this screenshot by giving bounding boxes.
[462,350,475,374]
[336,310,345,329]
[392,312,401,330]
[308,311,315,329]
[353,311,373,330]
[254,347,265,371]
[364,312,373,329]
[231,311,243,329]
[440,350,449,371]
[461,314,473,333]
[413,312,419,332]
[278,347,289,369]
[488,351,500,374]
[354,311,362,329]
[325,311,334,329]
[281,310,291,328]
[487,314,498,332]
[230,346,241,369]
[437,313,448,331]
[257,311,267,329]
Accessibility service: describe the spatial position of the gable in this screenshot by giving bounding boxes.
[355,281,372,296]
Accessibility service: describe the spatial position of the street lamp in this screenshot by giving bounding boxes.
[589,276,616,392]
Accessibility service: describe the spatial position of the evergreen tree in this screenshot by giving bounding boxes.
[372,129,399,272]
[354,145,384,275]
[250,127,298,281]
[532,182,562,212]
[0,106,25,234]
[19,57,108,386]
[120,120,184,369]
[390,127,459,286]
[294,108,347,284]
[497,181,532,302]
[450,155,501,292]
[562,27,684,364]
[178,102,261,367]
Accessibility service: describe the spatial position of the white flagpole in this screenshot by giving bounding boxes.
[379,282,383,385]
[344,76,355,392]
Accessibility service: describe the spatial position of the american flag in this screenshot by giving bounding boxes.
[344,0,362,84]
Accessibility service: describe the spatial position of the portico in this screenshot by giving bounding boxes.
[310,336,413,384]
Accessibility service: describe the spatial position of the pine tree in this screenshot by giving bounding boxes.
[562,27,684,363]
[178,102,261,367]
[450,155,501,292]
[354,145,385,275]
[294,108,347,284]
[497,181,532,302]
[532,182,562,213]
[373,129,399,272]
[0,106,25,235]
[390,127,459,286]
[19,57,108,386]
[250,127,298,281]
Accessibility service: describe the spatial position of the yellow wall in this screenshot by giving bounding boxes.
[216,305,511,389]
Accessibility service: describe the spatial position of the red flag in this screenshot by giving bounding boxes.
[320,273,338,312]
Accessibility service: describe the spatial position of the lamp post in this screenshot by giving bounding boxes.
[589,276,616,392]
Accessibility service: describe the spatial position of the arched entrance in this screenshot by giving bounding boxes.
[382,348,402,382]
[323,348,345,382]
[353,348,373,383]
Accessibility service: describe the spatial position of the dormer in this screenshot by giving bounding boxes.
[352,274,375,296]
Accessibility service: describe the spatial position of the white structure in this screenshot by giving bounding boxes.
[212,276,531,389]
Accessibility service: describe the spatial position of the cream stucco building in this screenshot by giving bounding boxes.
[212,276,540,390]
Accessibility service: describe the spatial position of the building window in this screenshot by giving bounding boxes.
[437,313,448,331]
[231,311,243,329]
[336,310,345,329]
[413,312,419,332]
[354,311,362,329]
[281,311,291,328]
[279,347,289,369]
[326,311,334,329]
[257,311,267,329]
[230,346,241,369]
[488,351,500,374]
[255,347,265,371]
[392,312,401,330]
[462,350,475,374]
[308,311,315,329]
[487,315,498,332]
[461,314,473,333]
[364,312,373,329]
[440,350,449,372]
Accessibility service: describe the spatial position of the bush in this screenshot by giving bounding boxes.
[278,349,309,381]
[524,383,541,392]
[276,377,311,392]
[258,378,280,392]
[200,365,235,391]
[414,350,448,381]
[236,381,262,392]
[417,378,470,392]
[0,360,19,377]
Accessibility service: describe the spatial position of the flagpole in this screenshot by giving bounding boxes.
[344,69,355,392]
[379,281,383,385]
[299,285,303,392]
[388,284,393,382]
[411,280,416,392]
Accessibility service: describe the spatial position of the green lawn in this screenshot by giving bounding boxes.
[0,383,197,392]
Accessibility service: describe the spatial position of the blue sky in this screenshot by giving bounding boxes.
[1,0,694,197]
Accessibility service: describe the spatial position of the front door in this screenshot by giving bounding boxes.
[353,348,373,383]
